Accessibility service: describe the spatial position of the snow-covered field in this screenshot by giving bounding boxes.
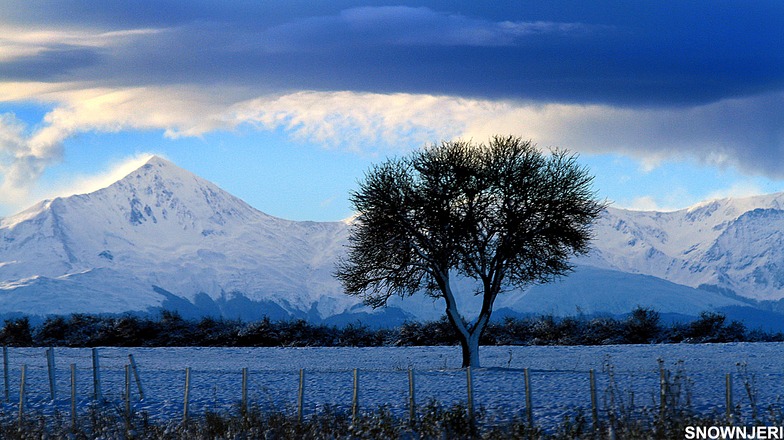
[1,343,782,426]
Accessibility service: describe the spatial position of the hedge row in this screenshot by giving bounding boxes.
[0,308,779,347]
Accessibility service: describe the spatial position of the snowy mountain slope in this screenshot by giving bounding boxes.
[496,266,749,316]
[0,269,165,315]
[584,194,784,300]
[1,155,784,322]
[0,157,357,318]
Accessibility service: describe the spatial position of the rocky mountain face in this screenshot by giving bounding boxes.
[0,157,352,320]
[1,156,783,327]
[585,195,784,301]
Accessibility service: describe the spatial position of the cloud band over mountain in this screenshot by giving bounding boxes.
[0,1,782,214]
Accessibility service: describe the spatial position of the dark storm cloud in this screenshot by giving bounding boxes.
[1,1,781,106]
[0,46,103,81]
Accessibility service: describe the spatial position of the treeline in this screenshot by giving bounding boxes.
[0,308,780,348]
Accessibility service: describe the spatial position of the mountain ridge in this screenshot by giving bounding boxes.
[0,156,355,319]
[585,193,784,301]
[1,156,783,327]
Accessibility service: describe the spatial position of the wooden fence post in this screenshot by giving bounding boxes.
[3,345,11,402]
[18,364,26,428]
[241,367,248,415]
[297,369,305,423]
[70,363,77,430]
[408,368,416,424]
[125,365,131,410]
[3,346,8,403]
[590,369,599,432]
[466,366,474,427]
[726,373,733,421]
[128,354,144,400]
[524,368,533,427]
[125,364,132,432]
[352,368,359,424]
[183,367,191,423]
[92,348,102,402]
[46,347,56,400]
[659,360,667,419]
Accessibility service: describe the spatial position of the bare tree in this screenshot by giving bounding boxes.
[336,136,605,367]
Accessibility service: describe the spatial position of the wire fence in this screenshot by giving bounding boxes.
[0,346,780,428]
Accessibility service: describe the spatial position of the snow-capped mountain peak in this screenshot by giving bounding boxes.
[585,192,784,300]
[0,157,352,318]
[1,157,784,324]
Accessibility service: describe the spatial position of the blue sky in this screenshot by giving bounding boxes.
[0,1,782,221]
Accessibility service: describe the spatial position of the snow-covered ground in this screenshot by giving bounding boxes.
[1,344,781,427]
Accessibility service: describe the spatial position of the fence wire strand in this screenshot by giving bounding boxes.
[0,346,782,426]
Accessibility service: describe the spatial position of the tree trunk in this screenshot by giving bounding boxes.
[454,325,484,368]
[461,333,481,368]
[438,274,479,367]
[459,309,492,368]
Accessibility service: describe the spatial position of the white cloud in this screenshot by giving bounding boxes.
[616,182,772,213]
[0,113,26,155]
[319,196,337,208]
[1,81,783,215]
[703,182,767,202]
[0,152,155,215]
[229,91,468,152]
[0,112,60,207]
[35,152,155,200]
[613,182,698,212]
[0,82,221,210]
[3,83,783,166]
[626,196,666,212]
[0,24,164,63]
[0,83,233,198]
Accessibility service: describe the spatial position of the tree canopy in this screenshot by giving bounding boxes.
[336,136,606,366]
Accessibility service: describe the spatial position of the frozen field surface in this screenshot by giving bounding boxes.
[1,343,782,426]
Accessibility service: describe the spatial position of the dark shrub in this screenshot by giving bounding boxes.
[556,316,584,345]
[34,315,68,346]
[396,317,458,346]
[0,317,33,346]
[276,319,336,346]
[584,317,624,345]
[489,317,533,345]
[237,316,283,346]
[338,322,385,347]
[65,314,106,346]
[530,315,560,345]
[194,317,240,346]
[623,307,662,344]
[688,311,726,342]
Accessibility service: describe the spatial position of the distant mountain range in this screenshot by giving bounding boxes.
[2,156,784,329]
